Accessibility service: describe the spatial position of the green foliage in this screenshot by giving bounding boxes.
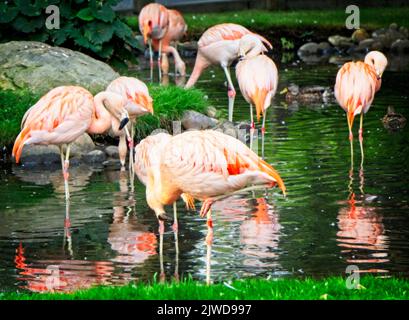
[0,89,40,147]
[134,85,209,140]
[2,276,409,300]
[280,37,295,50]
[124,8,408,35]
[0,0,141,61]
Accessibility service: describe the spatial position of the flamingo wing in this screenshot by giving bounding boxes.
[236,55,278,120]
[107,76,153,117]
[12,86,94,162]
[334,61,378,117]
[198,23,271,50]
[160,130,285,199]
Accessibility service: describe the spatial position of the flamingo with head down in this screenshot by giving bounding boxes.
[185,23,272,121]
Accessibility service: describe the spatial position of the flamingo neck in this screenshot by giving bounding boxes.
[87,92,114,134]
[185,53,209,88]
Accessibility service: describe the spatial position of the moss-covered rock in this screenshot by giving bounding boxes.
[0,41,119,95]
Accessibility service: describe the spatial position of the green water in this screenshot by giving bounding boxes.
[0,55,408,293]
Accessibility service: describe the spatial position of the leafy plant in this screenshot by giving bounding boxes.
[280,37,295,51]
[0,0,142,61]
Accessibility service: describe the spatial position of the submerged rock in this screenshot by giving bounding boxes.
[0,41,119,95]
[351,29,369,43]
[391,39,409,53]
[105,145,119,158]
[182,110,218,130]
[328,35,353,48]
[83,150,106,164]
[19,133,95,165]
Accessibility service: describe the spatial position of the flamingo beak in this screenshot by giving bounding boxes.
[119,117,129,130]
[147,100,154,115]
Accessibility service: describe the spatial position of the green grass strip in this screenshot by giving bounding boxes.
[2,276,409,300]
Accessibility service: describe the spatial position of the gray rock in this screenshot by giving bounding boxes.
[213,121,237,139]
[389,23,398,31]
[328,35,353,48]
[83,150,106,164]
[0,41,119,95]
[20,144,60,165]
[68,133,95,157]
[317,42,332,51]
[391,39,409,53]
[102,159,122,169]
[182,110,218,130]
[105,145,119,158]
[18,133,94,165]
[297,42,319,55]
[205,106,218,118]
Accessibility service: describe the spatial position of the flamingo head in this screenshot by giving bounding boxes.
[175,59,186,76]
[238,34,269,59]
[143,20,152,43]
[365,51,388,80]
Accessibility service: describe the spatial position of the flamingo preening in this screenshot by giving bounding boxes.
[106,76,153,172]
[139,3,169,78]
[334,51,387,167]
[236,52,278,158]
[12,86,129,201]
[185,23,272,121]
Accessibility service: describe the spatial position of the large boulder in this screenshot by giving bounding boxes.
[0,41,119,95]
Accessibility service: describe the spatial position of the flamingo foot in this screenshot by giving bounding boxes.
[251,122,255,130]
[261,127,266,134]
[358,128,363,142]
[159,272,165,283]
[172,221,178,233]
[200,199,214,218]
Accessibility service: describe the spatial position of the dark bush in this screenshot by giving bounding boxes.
[0,0,141,62]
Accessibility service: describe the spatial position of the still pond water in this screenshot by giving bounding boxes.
[0,54,408,293]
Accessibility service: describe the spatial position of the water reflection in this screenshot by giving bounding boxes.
[337,168,389,274]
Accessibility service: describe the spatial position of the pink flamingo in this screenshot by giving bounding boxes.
[12,86,129,201]
[106,76,153,170]
[144,130,285,235]
[185,23,272,121]
[334,51,387,166]
[236,53,278,158]
[139,3,169,76]
[156,9,187,76]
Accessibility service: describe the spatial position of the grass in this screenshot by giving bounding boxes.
[1,276,409,300]
[124,7,409,35]
[0,85,209,147]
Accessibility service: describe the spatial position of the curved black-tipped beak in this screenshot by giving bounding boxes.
[118,117,129,130]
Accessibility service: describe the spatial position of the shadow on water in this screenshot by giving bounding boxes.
[1,53,409,292]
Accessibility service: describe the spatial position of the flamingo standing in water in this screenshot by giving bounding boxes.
[106,76,153,172]
[12,86,129,201]
[157,9,187,76]
[185,24,272,121]
[334,51,387,166]
[139,3,169,78]
[236,53,278,158]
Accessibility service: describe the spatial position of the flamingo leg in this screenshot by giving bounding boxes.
[359,112,364,167]
[249,104,255,151]
[222,66,236,122]
[158,40,162,81]
[63,199,73,257]
[205,209,213,285]
[118,134,127,168]
[148,39,153,81]
[262,109,267,160]
[159,220,165,283]
[347,116,354,170]
[173,202,180,282]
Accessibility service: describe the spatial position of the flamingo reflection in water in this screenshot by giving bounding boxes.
[14,243,116,293]
[337,165,389,274]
